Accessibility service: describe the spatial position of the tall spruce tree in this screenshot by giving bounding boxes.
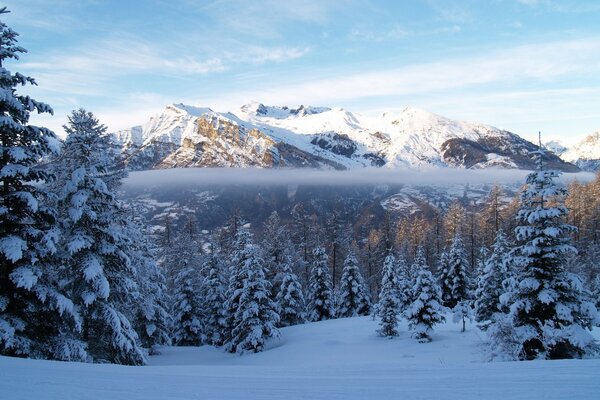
[395,254,412,313]
[169,229,203,346]
[275,255,306,327]
[337,252,371,317]
[0,8,80,360]
[405,252,446,342]
[57,109,144,365]
[306,246,335,322]
[201,251,228,346]
[439,232,471,309]
[377,254,401,337]
[129,216,170,352]
[495,146,598,360]
[474,231,509,327]
[225,229,279,354]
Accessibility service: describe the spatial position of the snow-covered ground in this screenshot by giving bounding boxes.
[2,316,599,399]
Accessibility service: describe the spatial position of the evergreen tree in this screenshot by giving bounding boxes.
[337,253,371,317]
[169,230,203,346]
[57,109,144,365]
[201,252,228,346]
[225,236,279,354]
[439,232,471,309]
[395,254,412,314]
[405,257,446,342]
[129,217,170,352]
[275,256,306,327]
[495,149,599,360]
[376,254,400,337]
[261,211,289,296]
[223,222,253,344]
[306,246,335,321]
[0,8,81,360]
[474,231,509,327]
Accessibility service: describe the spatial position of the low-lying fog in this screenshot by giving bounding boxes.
[123,168,595,188]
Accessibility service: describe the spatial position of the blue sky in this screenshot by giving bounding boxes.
[6,0,600,143]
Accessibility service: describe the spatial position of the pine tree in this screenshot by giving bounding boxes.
[275,256,306,327]
[57,109,144,365]
[496,147,599,360]
[306,246,335,321]
[395,254,412,314]
[261,211,289,296]
[225,236,279,354]
[129,216,170,353]
[474,231,509,327]
[0,8,82,360]
[201,252,228,346]
[169,230,203,346]
[377,254,400,337]
[337,253,371,317]
[405,257,446,342]
[506,150,597,359]
[223,222,253,344]
[439,232,471,309]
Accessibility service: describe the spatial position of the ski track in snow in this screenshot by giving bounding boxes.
[2,316,599,400]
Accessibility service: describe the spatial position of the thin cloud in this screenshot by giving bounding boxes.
[123,167,595,188]
[208,37,600,109]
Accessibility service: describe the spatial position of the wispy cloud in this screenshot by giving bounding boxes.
[208,38,600,108]
[19,35,308,97]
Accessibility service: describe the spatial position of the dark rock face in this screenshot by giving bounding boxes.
[310,133,358,158]
[441,132,579,172]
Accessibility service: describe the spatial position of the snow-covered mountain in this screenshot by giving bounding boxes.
[559,131,600,172]
[112,103,578,172]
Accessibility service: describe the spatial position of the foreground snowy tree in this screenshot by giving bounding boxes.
[275,256,306,327]
[337,253,371,317]
[377,254,401,337]
[395,255,412,313]
[406,249,446,342]
[439,232,471,309]
[0,8,81,360]
[306,246,335,321]
[129,219,170,352]
[169,231,203,346]
[474,231,510,327]
[201,252,228,346]
[225,228,279,354]
[492,149,599,360]
[57,109,145,365]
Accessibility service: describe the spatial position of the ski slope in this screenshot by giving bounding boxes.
[2,316,599,400]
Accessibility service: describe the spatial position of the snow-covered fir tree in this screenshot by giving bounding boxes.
[275,255,306,327]
[474,231,510,328]
[395,254,412,313]
[129,217,170,352]
[225,228,279,354]
[377,254,401,337]
[169,229,204,346]
[439,232,471,310]
[406,248,446,342]
[261,211,290,296]
[492,148,599,360]
[201,251,228,346]
[0,8,81,360]
[306,246,335,322]
[337,252,371,317]
[56,109,145,365]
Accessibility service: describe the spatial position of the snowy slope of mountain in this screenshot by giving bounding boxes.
[112,103,578,172]
[561,131,600,171]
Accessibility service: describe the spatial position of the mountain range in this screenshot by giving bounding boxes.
[111,103,597,172]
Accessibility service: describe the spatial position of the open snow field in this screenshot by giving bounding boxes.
[2,316,599,400]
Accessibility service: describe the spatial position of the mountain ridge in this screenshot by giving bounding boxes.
[111,103,579,172]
